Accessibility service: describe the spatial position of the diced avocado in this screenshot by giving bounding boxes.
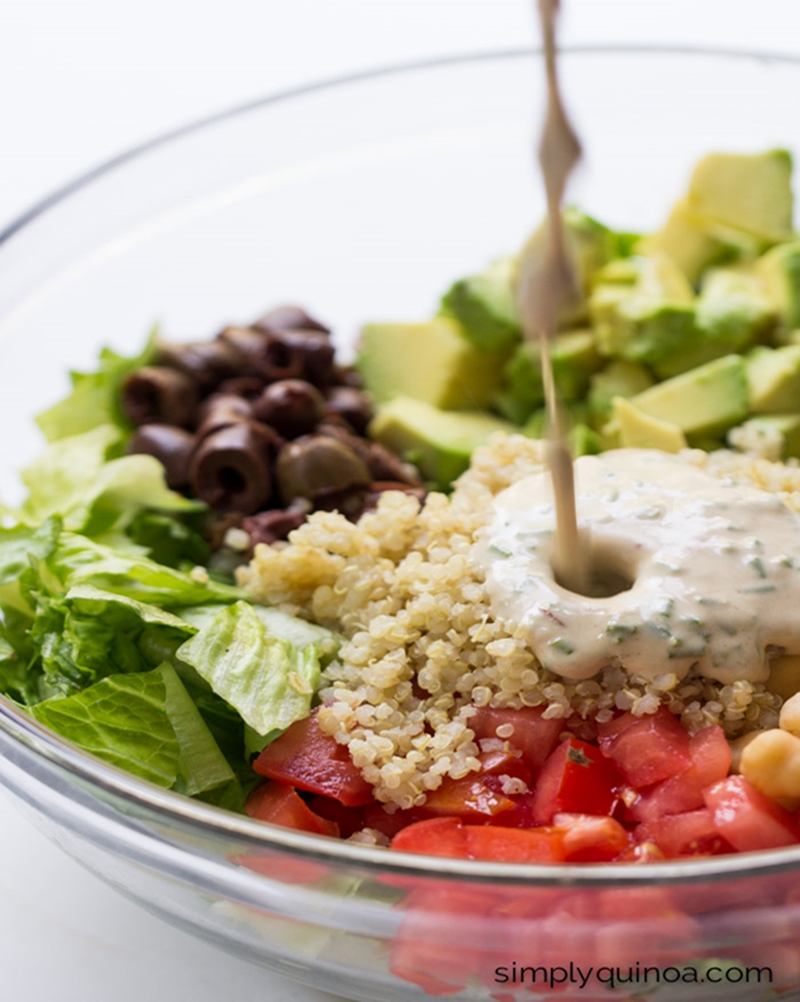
[686,150,794,246]
[600,300,698,377]
[369,396,516,490]
[657,265,776,377]
[498,330,601,424]
[590,254,696,371]
[638,198,737,285]
[757,241,800,332]
[356,317,507,410]
[631,354,749,439]
[612,396,688,453]
[440,257,521,352]
[745,344,800,413]
[593,256,771,379]
[515,208,616,330]
[728,414,800,460]
[587,359,655,425]
[520,407,600,457]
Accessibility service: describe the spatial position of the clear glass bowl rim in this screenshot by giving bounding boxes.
[3,43,800,887]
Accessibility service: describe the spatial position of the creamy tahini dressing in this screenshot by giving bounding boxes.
[474,449,800,685]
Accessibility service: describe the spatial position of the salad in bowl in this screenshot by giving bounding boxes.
[4,46,800,1002]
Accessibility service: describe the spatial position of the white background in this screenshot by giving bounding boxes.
[2,2,800,1000]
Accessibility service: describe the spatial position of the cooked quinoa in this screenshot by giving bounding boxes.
[237,435,793,809]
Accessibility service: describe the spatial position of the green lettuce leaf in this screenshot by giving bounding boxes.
[29,667,180,787]
[43,532,242,608]
[0,605,41,705]
[176,601,321,736]
[35,329,158,442]
[20,424,201,536]
[124,509,210,569]
[159,661,235,796]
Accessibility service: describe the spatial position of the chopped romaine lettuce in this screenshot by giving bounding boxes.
[159,661,235,796]
[35,329,158,443]
[29,666,181,787]
[39,531,241,608]
[20,424,201,536]
[177,601,322,737]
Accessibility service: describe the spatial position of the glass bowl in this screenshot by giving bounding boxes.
[2,47,800,1002]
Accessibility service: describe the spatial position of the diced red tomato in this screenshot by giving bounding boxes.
[704,775,800,852]
[476,748,532,786]
[637,807,733,858]
[469,705,563,774]
[390,816,566,863]
[463,824,566,863]
[531,737,624,824]
[630,724,731,822]
[359,801,418,839]
[597,706,693,788]
[252,709,373,806]
[553,812,632,862]
[304,795,366,838]
[416,775,516,821]
[245,781,339,837]
[390,817,470,858]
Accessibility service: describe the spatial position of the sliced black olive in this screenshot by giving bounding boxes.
[253,305,330,335]
[127,424,195,489]
[252,379,325,438]
[121,366,199,428]
[195,393,253,439]
[242,508,308,547]
[156,338,244,391]
[189,422,275,513]
[323,386,374,435]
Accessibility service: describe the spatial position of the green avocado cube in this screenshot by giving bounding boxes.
[686,150,794,246]
[440,256,521,352]
[612,396,688,453]
[368,396,516,490]
[498,330,601,424]
[637,198,738,285]
[515,208,617,330]
[587,360,655,425]
[356,317,507,410]
[757,241,800,332]
[630,354,748,439]
[746,344,800,413]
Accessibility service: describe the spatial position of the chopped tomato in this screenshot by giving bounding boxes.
[416,775,516,821]
[704,775,800,852]
[390,817,470,858]
[469,705,563,774]
[553,812,632,861]
[597,706,693,788]
[463,824,566,863]
[304,795,366,838]
[630,724,731,822]
[531,737,624,824]
[252,708,373,806]
[245,781,339,837]
[637,807,732,858]
[390,816,566,863]
[361,802,418,839]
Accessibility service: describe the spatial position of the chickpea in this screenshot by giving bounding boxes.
[740,728,800,800]
[780,692,800,738]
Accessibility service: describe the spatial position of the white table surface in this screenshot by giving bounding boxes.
[2,2,800,999]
